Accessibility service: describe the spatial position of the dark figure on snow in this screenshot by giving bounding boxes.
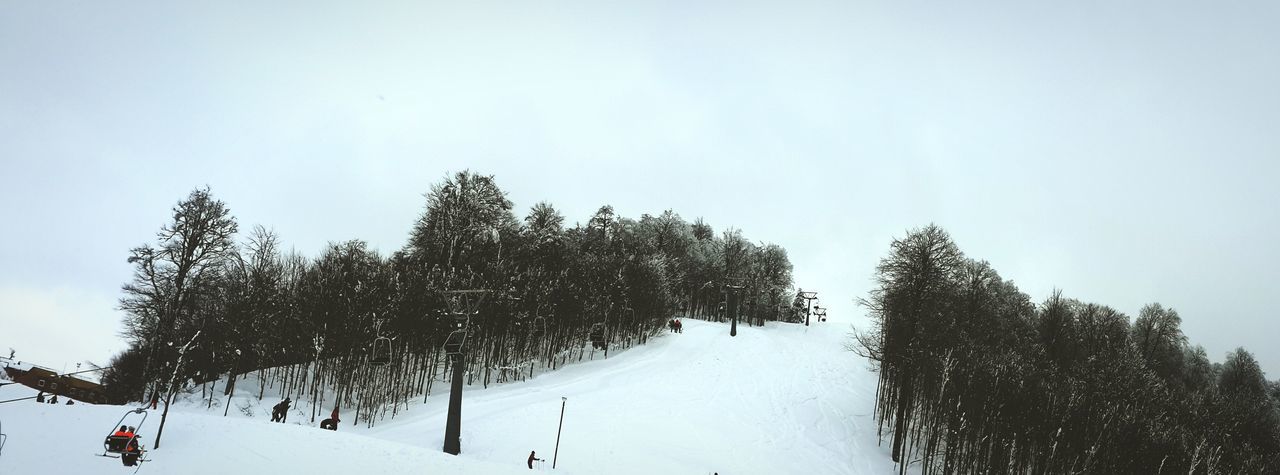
[320,406,340,430]
[149,391,159,410]
[527,450,544,469]
[35,391,44,403]
[49,394,58,404]
[111,425,143,466]
[66,399,74,405]
[271,398,291,422]
[122,431,143,467]
[668,319,677,333]
[674,319,682,333]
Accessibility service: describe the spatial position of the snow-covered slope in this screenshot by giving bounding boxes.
[0,318,897,474]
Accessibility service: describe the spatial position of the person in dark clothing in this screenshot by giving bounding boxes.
[527,450,544,469]
[149,391,159,410]
[49,394,58,404]
[271,398,291,422]
[121,433,143,467]
[35,391,44,403]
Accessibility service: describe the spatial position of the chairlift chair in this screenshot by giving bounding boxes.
[100,408,148,465]
[589,323,606,350]
[531,316,547,337]
[444,329,468,356]
[370,336,392,366]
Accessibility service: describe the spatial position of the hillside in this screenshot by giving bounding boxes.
[0,317,898,474]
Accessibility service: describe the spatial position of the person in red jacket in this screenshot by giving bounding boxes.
[320,406,340,430]
[527,450,544,469]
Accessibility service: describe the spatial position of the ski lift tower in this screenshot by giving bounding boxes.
[724,280,746,337]
[799,291,819,326]
[441,289,489,456]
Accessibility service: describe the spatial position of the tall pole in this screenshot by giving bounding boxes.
[443,352,465,455]
[724,282,745,337]
[800,291,818,327]
[729,287,739,337]
[553,396,567,469]
[441,289,489,456]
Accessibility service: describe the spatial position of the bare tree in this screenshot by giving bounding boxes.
[119,187,237,443]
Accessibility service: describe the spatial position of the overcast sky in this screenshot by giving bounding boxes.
[2,0,1277,377]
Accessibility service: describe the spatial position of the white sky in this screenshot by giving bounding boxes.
[2,0,1278,377]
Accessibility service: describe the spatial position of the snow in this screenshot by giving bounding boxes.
[0,317,899,474]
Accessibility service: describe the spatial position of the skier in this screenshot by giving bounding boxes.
[271,398,291,422]
[527,450,544,469]
[149,391,159,410]
[35,391,44,403]
[674,319,683,333]
[49,394,58,404]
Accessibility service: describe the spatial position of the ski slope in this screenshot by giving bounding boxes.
[0,318,898,474]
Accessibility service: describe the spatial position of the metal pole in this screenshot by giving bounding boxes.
[223,379,234,417]
[444,353,465,455]
[553,396,566,469]
[798,297,808,327]
[729,289,738,337]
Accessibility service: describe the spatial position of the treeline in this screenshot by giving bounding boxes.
[101,171,795,427]
[857,225,1280,474]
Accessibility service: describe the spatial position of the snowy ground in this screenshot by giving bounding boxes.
[0,317,899,474]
